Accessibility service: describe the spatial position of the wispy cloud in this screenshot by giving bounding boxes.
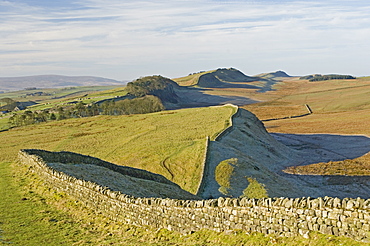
[1,0,370,79]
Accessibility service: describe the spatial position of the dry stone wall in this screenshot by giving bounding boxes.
[19,149,370,241]
[196,104,239,196]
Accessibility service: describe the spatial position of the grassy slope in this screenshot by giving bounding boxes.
[0,105,235,194]
[0,86,128,131]
[172,70,215,86]
[243,77,370,175]
[0,85,124,111]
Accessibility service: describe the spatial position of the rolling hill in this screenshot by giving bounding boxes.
[0,75,125,92]
[174,68,259,89]
[0,105,237,194]
[256,70,292,80]
[1,68,370,245]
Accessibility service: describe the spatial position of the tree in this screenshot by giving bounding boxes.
[57,107,66,120]
[50,113,57,121]
[75,102,87,117]
[90,103,99,116]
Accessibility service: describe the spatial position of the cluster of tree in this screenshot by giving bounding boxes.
[9,95,164,127]
[99,95,164,115]
[300,74,356,82]
[126,75,173,97]
[9,110,57,127]
[0,98,17,111]
[188,71,206,76]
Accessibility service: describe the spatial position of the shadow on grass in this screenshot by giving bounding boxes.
[272,133,370,198]
[271,133,370,162]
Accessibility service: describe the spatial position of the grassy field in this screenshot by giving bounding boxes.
[0,86,123,101]
[1,162,367,245]
[0,105,235,194]
[0,85,125,114]
[243,77,370,175]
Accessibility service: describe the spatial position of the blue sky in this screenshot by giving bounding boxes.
[1,0,370,80]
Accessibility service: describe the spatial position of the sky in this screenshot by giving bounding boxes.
[1,0,370,81]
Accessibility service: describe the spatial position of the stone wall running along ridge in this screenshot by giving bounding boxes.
[18,149,370,242]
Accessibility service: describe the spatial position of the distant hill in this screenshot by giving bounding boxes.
[0,75,125,92]
[126,75,180,104]
[256,70,291,80]
[126,74,258,109]
[174,68,259,89]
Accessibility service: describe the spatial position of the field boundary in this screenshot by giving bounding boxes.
[262,104,312,122]
[196,104,239,196]
[18,149,370,241]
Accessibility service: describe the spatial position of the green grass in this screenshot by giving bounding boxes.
[26,86,127,111]
[1,162,367,245]
[0,105,235,194]
[0,162,91,245]
[0,117,10,131]
[241,177,269,199]
[0,86,121,101]
[215,158,238,195]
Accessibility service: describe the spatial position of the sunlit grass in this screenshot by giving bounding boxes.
[0,105,235,193]
[172,70,215,86]
[244,77,370,176]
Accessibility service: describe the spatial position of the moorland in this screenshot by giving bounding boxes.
[0,68,370,245]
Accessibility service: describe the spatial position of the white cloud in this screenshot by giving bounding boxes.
[1,0,370,79]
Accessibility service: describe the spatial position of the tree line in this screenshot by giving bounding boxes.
[9,95,164,127]
[300,74,356,82]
